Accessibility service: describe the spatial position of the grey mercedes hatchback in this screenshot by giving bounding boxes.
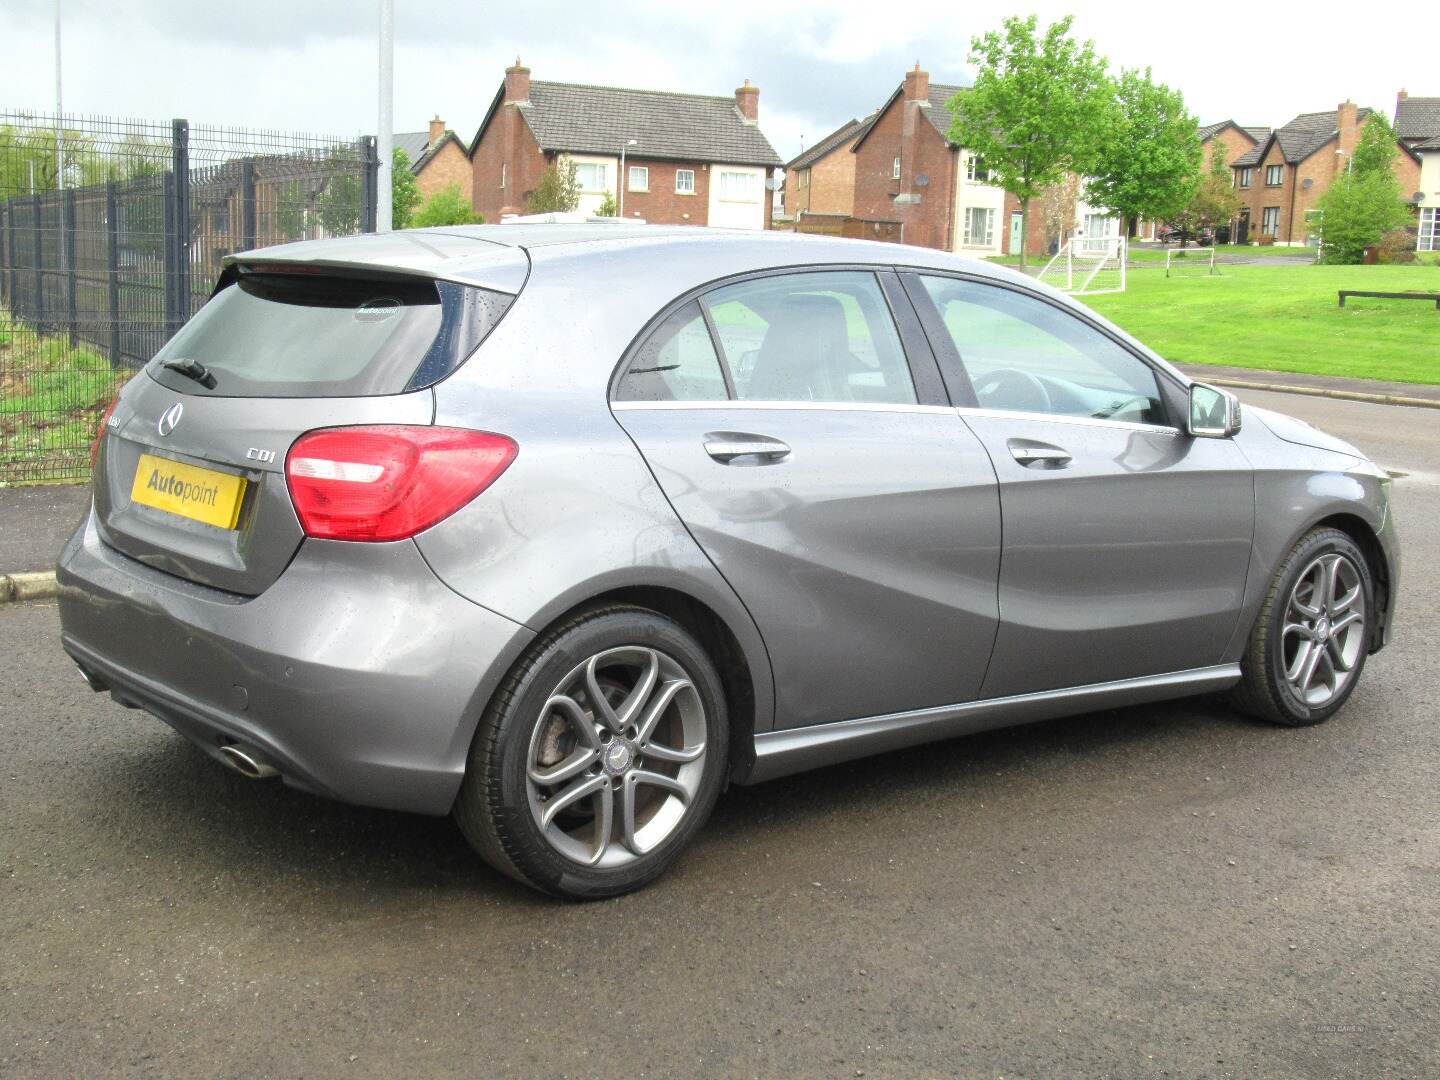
[59,223,1399,898]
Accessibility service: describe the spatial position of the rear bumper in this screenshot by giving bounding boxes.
[57,507,534,814]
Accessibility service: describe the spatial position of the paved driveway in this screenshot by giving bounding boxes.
[2,391,1436,1078]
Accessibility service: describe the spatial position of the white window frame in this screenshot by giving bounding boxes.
[675,169,696,195]
[1266,164,1284,186]
[500,162,506,190]
[1262,206,1280,236]
[573,162,608,193]
[962,206,995,247]
[892,157,902,180]
[628,165,649,192]
[1238,167,1252,188]
[1420,207,1440,252]
[717,169,758,202]
[965,155,993,183]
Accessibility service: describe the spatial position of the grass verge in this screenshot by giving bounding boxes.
[1079,264,1440,385]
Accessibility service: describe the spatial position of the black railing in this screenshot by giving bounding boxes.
[0,112,380,483]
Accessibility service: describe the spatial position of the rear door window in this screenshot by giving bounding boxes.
[146,270,512,398]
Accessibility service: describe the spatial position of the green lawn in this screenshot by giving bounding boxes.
[1079,264,1440,385]
[985,243,1316,268]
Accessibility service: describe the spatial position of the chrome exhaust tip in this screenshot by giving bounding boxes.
[219,743,280,780]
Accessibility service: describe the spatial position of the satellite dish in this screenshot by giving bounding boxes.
[1301,178,1313,190]
[1415,192,1426,202]
[915,174,929,187]
[765,177,780,191]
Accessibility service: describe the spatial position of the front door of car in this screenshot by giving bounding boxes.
[905,273,1255,699]
[612,269,1001,730]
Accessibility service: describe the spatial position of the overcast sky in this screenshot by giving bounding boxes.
[3,0,1437,164]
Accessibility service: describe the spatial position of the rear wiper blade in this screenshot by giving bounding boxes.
[162,357,217,389]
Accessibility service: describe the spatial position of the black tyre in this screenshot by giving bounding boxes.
[1230,528,1374,726]
[454,604,729,899]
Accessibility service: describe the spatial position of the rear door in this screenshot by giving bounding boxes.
[612,268,1001,730]
[905,272,1254,698]
[95,266,514,594]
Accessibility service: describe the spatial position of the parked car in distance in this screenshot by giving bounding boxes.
[58,224,1399,898]
[1157,224,1215,246]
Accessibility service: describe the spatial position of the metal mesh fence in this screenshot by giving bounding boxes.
[0,112,378,483]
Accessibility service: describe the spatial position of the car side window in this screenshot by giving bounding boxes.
[613,301,730,402]
[705,271,917,405]
[919,276,1166,425]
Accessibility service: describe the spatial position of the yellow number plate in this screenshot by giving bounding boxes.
[130,453,247,530]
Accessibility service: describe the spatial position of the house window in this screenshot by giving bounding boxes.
[798,169,808,189]
[573,162,608,192]
[1238,167,1252,188]
[1262,206,1280,236]
[892,157,901,180]
[962,207,996,247]
[1266,165,1283,186]
[965,155,993,183]
[675,169,695,195]
[500,163,506,189]
[628,166,649,192]
[1420,207,1440,252]
[717,170,757,200]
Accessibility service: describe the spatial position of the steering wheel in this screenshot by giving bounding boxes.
[972,367,1052,413]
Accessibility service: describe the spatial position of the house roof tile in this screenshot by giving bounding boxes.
[1396,96,1440,144]
[505,80,782,168]
[787,118,862,171]
[1233,109,1371,167]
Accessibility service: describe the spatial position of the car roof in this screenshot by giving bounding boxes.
[228,223,1016,295]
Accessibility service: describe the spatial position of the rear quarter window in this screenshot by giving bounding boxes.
[146,270,512,398]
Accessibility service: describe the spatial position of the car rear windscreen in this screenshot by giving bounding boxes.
[145,270,513,398]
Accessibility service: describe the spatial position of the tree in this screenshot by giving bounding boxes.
[1171,140,1243,247]
[1316,117,1412,265]
[527,158,581,213]
[1086,67,1201,235]
[948,14,1113,265]
[411,183,484,227]
[391,148,421,229]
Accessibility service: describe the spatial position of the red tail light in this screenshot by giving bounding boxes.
[91,397,119,469]
[285,426,517,542]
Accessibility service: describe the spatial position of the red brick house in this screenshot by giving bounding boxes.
[1230,103,1421,245]
[847,64,1124,258]
[394,117,472,202]
[784,117,868,219]
[469,60,782,229]
[1395,91,1440,252]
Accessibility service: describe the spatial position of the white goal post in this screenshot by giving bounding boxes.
[1037,236,1127,296]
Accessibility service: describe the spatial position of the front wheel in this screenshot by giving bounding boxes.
[454,605,729,899]
[1230,528,1374,726]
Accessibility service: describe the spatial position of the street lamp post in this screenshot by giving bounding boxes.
[376,0,394,232]
[618,139,637,218]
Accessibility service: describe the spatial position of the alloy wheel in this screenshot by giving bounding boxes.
[525,646,707,868]
[1281,552,1366,708]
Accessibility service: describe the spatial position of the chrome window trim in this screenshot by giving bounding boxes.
[957,405,1181,436]
[612,400,957,415]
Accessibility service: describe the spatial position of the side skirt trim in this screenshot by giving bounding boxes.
[745,664,1242,783]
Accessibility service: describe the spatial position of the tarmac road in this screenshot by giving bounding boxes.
[2,390,1437,1078]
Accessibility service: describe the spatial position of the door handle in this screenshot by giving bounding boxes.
[703,433,791,464]
[1008,443,1072,468]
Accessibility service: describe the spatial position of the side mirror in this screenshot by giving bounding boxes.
[1188,382,1242,438]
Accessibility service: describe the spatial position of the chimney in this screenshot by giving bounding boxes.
[735,79,759,123]
[1337,100,1361,157]
[505,57,531,104]
[904,62,930,104]
[428,116,445,145]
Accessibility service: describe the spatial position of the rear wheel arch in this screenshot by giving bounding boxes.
[516,585,760,784]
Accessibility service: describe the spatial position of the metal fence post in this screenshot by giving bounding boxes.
[105,181,121,366]
[33,194,45,331]
[240,158,257,251]
[0,201,10,311]
[168,118,191,332]
[360,136,379,234]
[64,188,79,345]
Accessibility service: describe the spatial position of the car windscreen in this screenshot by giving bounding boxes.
[145,270,512,398]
